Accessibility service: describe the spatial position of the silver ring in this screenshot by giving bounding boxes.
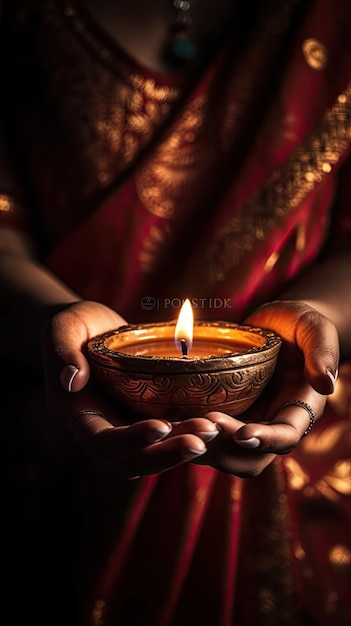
[69,409,105,434]
[279,400,316,436]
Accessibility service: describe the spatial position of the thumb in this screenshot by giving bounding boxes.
[43,308,92,393]
[43,300,127,394]
[248,300,339,395]
[60,361,90,392]
[295,308,339,395]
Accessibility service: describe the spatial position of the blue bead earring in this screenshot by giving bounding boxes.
[168,0,197,64]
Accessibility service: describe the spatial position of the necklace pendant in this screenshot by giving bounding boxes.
[170,28,197,62]
[166,0,197,64]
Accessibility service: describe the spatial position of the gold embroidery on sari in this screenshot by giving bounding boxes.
[0,194,15,213]
[282,457,310,490]
[91,598,106,626]
[195,487,207,504]
[135,2,302,227]
[138,223,171,271]
[135,94,210,219]
[329,545,351,569]
[204,81,351,287]
[300,421,348,455]
[264,251,280,273]
[294,543,306,560]
[284,414,350,502]
[63,0,182,185]
[230,476,243,513]
[302,38,328,71]
[0,194,24,223]
[295,223,306,251]
[284,456,350,502]
[239,461,295,625]
[314,459,351,502]
[94,75,180,180]
[325,592,339,615]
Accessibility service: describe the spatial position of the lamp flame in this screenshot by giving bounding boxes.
[175,299,193,356]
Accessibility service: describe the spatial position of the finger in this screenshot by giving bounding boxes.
[60,364,82,392]
[188,411,276,477]
[170,418,220,443]
[249,301,339,394]
[69,411,175,462]
[202,411,247,434]
[42,311,91,390]
[112,434,207,478]
[233,393,325,454]
[45,301,127,392]
[194,434,277,478]
[295,308,339,394]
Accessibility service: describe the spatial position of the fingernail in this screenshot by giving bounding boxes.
[199,427,220,443]
[60,365,79,392]
[146,423,172,443]
[326,368,338,392]
[235,437,261,449]
[186,446,207,458]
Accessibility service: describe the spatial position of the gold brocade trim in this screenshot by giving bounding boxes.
[95,73,179,174]
[236,460,295,625]
[204,82,351,287]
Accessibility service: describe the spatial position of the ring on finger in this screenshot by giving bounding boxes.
[279,400,316,437]
[69,409,106,435]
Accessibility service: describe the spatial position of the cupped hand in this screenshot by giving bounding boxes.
[41,300,219,478]
[194,300,339,477]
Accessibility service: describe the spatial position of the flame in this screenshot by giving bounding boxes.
[174,299,193,354]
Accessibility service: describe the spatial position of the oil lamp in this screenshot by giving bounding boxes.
[87,299,281,420]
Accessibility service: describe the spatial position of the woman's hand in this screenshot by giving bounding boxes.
[41,300,219,478]
[194,300,339,477]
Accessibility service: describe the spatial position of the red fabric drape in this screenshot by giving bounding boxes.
[0,2,350,625]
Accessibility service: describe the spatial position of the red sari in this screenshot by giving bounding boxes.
[1,1,350,625]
